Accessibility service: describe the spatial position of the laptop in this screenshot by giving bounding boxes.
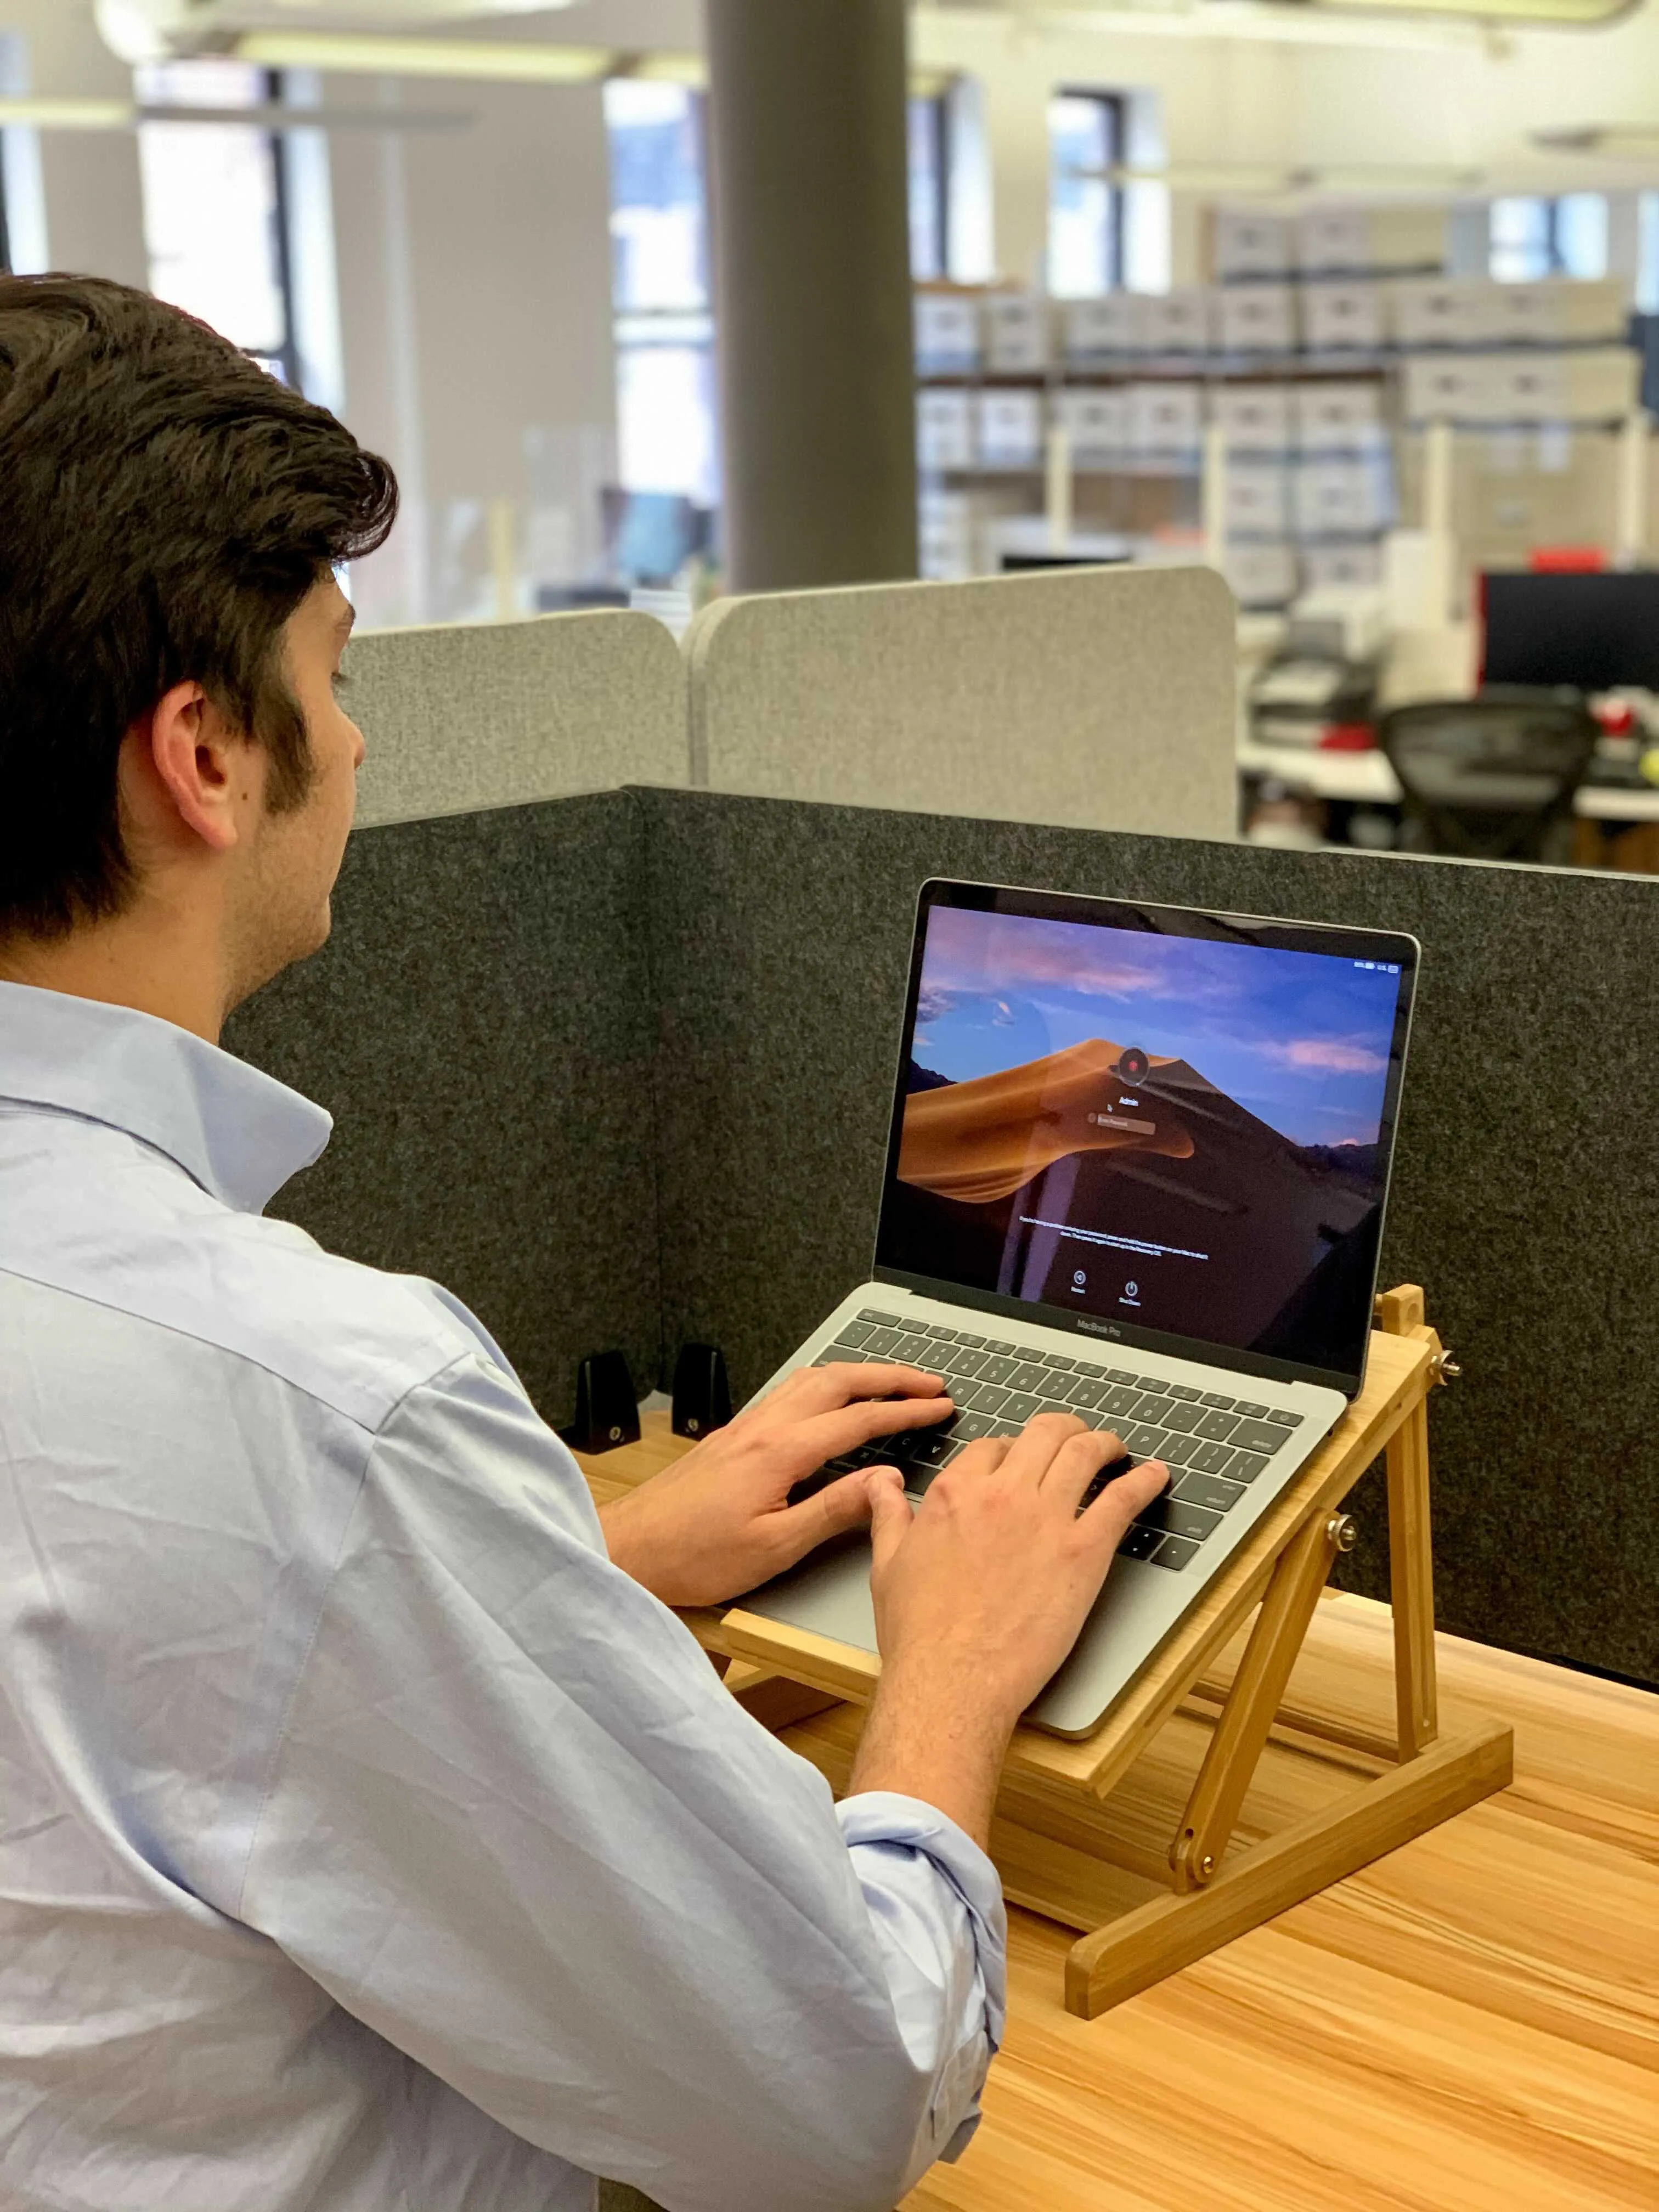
[738,878,1419,1738]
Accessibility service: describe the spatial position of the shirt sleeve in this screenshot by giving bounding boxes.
[236,1352,1005,2212]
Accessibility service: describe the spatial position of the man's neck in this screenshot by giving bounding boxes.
[0,909,232,1045]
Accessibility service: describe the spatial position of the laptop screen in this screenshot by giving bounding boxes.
[874,882,1418,1395]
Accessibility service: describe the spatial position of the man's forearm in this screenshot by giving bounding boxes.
[848,1656,1021,1853]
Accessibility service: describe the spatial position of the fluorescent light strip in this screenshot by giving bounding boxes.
[0,97,133,129]
[235,34,616,83]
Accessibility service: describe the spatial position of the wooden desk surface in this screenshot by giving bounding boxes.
[578,1419,1658,2211]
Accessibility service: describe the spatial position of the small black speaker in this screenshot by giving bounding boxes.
[671,1342,732,1440]
[559,1350,641,1454]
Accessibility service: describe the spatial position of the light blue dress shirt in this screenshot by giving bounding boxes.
[0,980,1005,2212]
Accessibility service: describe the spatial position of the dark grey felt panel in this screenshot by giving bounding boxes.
[637,786,1659,1685]
[225,791,662,1429]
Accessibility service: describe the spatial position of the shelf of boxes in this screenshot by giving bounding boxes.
[915,218,1640,599]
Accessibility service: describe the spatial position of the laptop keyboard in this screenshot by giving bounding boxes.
[800,1308,1306,1575]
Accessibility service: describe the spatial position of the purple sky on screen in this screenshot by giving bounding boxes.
[912,906,1401,1149]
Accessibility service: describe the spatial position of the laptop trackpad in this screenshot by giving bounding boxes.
[736,1530,880,1654]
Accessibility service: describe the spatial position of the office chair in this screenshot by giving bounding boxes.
[1378,689,1599,864]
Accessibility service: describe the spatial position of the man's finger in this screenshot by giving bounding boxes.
[1082,1455,1170,1545]
[997,1408,1088,1480]
[791,1391,956,1468]
[786,1361,949,1409]
[866,1466,913,1577]
[1040,1427,1131,1513]
[771,1466,880,1569]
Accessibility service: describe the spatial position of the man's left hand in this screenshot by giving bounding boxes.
[596,1362,953,1609]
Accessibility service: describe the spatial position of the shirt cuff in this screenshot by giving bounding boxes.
[835,1789,1008,2052]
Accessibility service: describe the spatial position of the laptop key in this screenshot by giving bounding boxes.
[955,1333,986,1349]
[983,1339,1015,1355]
[1149,1535,1200,1571]
[1107,1369,1142,1386]
[1199,1393,1235,1410]
[859,1309,901,1326]
[1131,1392,1176,1424]
[1174,1470,1246,1514]
[1073,1359,1109,1379]
[966,1384,1009,1416]
[1123,1423,1167,1457]
[1166,1384,1201,1403]
[945,1347,987,1379]
[890,1333,933,1365]
[977,1355,1019,1388]
[1118,1524,1164,1561]
[1195,1410,1240,1443]
[1226,1448,1271,1485]
[1009,1361,1049,1393]
[910,1433,961,1469]
[1160,1402,1203,1434]
[863,1328,901,1356]
[1158,1430,1206,1467]
[950,1412,995,1443]
[1000,1392,1042,1424]
[1042,1353,1077,1372]
[1185,1439,1236,1476]
[925,1326,958,1344]
[814,1347,866,1365]
[1229,1418,1288,1456]
[1101,1385,1142,1419]
[833,1321,876,1348]
[1135,1497,1221,1543]
[986,1418,1023,1438]
[1067,1378,1107,1410]
[1266,1409,1301,1428]
[1233,1401,1268,1419]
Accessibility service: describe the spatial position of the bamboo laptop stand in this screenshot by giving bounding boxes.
[576,1286,1513,2019]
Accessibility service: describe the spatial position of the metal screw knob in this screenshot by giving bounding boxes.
[1327,1511,1358,1553]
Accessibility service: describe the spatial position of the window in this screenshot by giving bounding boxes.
[136,58,297,383]
[603,80,718,509]
[1049,91,1125,299]
[909,93,950,281]
[1491,193,1609,283]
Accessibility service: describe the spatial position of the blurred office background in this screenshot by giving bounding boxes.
[12,0,1659,858]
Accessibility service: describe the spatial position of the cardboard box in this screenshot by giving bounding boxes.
[1211,383,1294,453]
[975,387,1044,467]
[1225,541,1299,608]
[1128,381,1203,460]
[1141,288,1212,356]
[1225,462,1293,537]
[1297,208,1374,278]
[1476,276,1628,348]
[1215,209,1293,281]
[983,291,1050,374]
[1389,278,1486,350]
[914,292,980,376]
[1301,281,1385,354]
[1294,381,1384,454]
[918,490,977,582]
[1052,387,1131,465]
[1294,455,1392,537]
[1063,295,1142,365]
[916,388,974,471]
[1400,352,1502,422]
[1218,284,1297,356]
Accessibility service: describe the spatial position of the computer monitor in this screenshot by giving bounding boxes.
[1481,569,1659,692]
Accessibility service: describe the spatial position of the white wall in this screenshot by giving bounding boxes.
[1,1,146,282]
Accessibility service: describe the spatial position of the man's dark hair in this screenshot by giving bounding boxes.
[0,274,398,939]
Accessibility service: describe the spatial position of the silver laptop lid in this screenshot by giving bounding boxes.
[872,881,1419,1398]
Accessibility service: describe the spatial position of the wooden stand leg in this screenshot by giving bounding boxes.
[1169,1506,1350,1892]
[1376,1284,1440,1759]
[1064,1719,1513,2019]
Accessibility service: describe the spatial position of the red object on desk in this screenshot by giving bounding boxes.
[1530,546,1606,573]
[1319,723,1377,752]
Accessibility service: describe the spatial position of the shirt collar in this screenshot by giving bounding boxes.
[0,980,332,1214]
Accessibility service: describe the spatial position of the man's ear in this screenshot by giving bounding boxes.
[138,681,252,856]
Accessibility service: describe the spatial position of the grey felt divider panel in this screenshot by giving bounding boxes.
[347,611,688,829]
[224,791,661,1429]
[684,566,1238,842]
[637,787,1659,1685]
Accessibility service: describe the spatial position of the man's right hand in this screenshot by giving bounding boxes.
[848,1416,1168,1848]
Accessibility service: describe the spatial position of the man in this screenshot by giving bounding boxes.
[0,276,1166,2212]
